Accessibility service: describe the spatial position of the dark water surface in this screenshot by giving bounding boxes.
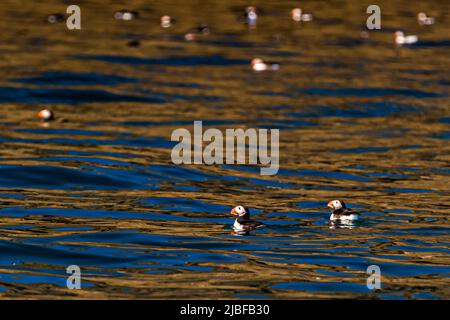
[0,0,449,299]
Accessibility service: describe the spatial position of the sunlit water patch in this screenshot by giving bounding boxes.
[0,0,448,299]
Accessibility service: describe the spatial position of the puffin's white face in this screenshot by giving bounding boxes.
[251,58,263,65]
[417,12,426,20]
[231,205,247,216]
[328,200,343,210]
[395,31,404,37]
[291,8,302,21]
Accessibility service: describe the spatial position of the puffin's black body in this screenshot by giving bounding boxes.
[235,214,264,230]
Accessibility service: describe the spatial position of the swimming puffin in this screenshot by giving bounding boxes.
[327,200,360,222]
[161,15,175,28]
[38,109,54,122]
[114,10,139,21]
[251,58,280,71]
[184,24,210,41]
[291,8,313,22]
[394,31,418,45]
[417,12,435,26]
[243,6,258,26]
[230,206,264,231]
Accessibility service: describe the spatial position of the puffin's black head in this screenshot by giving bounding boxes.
[327,199,346,210]
[230,206,250,219]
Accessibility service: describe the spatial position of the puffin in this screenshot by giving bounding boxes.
[38,109,55,122]
[184,24,210,41]
[161,15,175,28]
[394,31,418,45]
[327,200,360,222]
[114,10,139,21]
[230,206,264,231]
[251,58,280,71]
[291,8,313,22]
[243,6,258,26]
[417,12,435,26]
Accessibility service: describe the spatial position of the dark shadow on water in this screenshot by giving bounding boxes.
[297,87,442,98]
[412,40,450,48]
[11,72,138,86]
[77,54,249,66]
[0,165,156,190]
[1,136,175,149]
[284,102,422,118]
[0,87,165,104]
[272,281,371,294]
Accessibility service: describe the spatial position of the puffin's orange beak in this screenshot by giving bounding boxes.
[230,208,238,216]
[327,201,334,209]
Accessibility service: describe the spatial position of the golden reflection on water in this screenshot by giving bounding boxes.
[0,0,449,299]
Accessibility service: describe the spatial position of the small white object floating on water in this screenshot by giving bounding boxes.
[417,12,435,26]
[251,58,280,72]
[327,200,361,222]
[38,109,54,122]
[395,31,418,45]
[291,8,313,22]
